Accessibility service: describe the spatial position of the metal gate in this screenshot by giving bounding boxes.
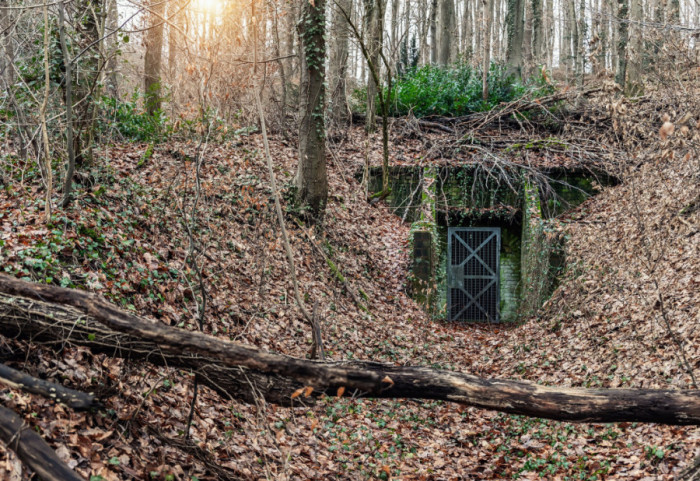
[447,227,501,322]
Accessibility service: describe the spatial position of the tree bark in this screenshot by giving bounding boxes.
[462,0,473,61]
[59,3,76,209]
[615,0,628,88]
[625,0,643,95]
[0,364,96,410]
[576,0,586,83]
[105,0,120,97]
[438,0,456,64]
[429,0,438,63]
[482,0,493,100]
[531,0,543,65]
[168,0,184,79]
[364,0,385,131]
[329,0,353,127]
[0,292,302,406]
[505,0,525,77]
[6,276,700,425]
[144,0,166,115]
[296,0,328,219]
[0,406,84,481]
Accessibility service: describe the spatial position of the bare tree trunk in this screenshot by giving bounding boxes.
[283,0,298,84]
[39,0,52,221]
[105,0,119,97]
[475,0,483,58]
[462,0,474,61]
[0,5,13,88]
[58,4,76,208]
[391,0,399,66]
[598,0,608,72]
[429,0,438,63]
[625,0,643,94]
[576,0,586,84]
[545,0,553,66]
[532,0,543,65]
[615,0,628,87]
[482,0,493,100]
[297,0,328,219]
[272,0,289,121]
[505,0,525,76]
[493,0,502,61]
[667,0,680,22]
[329,0,353,127]
[563,0,574,78]
[168,0,184,80]
[523,0,533,75]
[418,0,430,64]
[365,0,385,131]
[610,0,618,72]
[438,0,456,64]
[145,0,166,115]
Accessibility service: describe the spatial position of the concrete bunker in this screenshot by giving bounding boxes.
[366,165,615,322]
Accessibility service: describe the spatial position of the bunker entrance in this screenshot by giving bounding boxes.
[447,228,501,322]
[364,165,616,322]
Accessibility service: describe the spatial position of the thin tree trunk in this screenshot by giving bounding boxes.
[329,0,353,126]
[365,0,385,132]
[58,4,76,208]
[523,0,533,75]
[462,0,473,61]
[482,0,493,100]
[615,0,628,87]
[106,0,119,97]
[626,0,643,94]
[493,0,502,60]
[576,0,586,83]
[505,0,525,76]
[39,0,52,221]
[667,0,680,22]
[438,0,456,64]
[272,0,288,120]
[532,0,543,65]
[418,0,430,64]
[145,0,166,115]
[297,0,328,218]
[430,0,438,63]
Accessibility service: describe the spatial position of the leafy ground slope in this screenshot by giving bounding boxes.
[0,87,698,480]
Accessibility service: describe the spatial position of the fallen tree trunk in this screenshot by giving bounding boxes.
[2,274,700,425]
[0,293,301,406]
[0,405,84,481]
[0,363,97,410]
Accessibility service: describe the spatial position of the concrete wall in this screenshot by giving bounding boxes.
[370,166,583,322]
[519,180,565,318]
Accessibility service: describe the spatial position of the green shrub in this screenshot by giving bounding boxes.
[98,91,170,142]
[386,63,554,118]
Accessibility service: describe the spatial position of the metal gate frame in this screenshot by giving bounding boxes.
[447,227,501,322]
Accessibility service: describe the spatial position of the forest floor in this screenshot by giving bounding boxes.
[0,84,699,480]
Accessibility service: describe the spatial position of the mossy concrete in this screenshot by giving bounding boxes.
[366,165,607,321]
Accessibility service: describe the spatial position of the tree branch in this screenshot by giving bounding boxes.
[0,405,84,481]
[0,364,97,410]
